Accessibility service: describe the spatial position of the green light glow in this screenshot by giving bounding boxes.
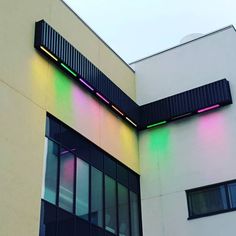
[61,63,77,77]
[147,121,167,129]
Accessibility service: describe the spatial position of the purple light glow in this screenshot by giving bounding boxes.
[96,92,110,104]
[79,78,94,91]
[197,104,220,113]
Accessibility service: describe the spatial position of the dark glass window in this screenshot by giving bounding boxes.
[91,167,103,227]
[118,184,130,236]
[76,158,89,220]
[130,191,140,236]
[228,183,236,208]
[42,139,59,204]
[40,115,142,236]
[105,175,117,234]
[59,148,75,213]
[187,180,236,219]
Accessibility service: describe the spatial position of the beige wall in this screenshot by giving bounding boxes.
[0,0,139,235]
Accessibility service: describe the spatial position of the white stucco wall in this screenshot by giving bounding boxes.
[134,27,236,236]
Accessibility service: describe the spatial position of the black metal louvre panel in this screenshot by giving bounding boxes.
[34,20,140,124]
[139,79,232,129]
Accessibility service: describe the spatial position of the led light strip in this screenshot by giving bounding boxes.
[61,63,77,77]
[172,113,192,120]
[40,46,58,61]
[79,78,94,91]
[112,105,124,116]
[125,117,137,127]
[197,104,220,113]
[147,121,167,129]
[96,92,110,104]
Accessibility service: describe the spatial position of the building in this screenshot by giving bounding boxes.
[0,1,236,236]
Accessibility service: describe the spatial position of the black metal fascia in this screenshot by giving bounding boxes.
[34,20,233,131]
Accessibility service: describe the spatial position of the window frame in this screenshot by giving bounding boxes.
[41,114,143,236]
[186,179,236,220]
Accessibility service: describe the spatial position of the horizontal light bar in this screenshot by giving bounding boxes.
[172,113,192,120]
[61,63,77,77]
[96,92,110,104]
[125,117,137,127]
[147,121,167,129]
[112,105,124,116]
[40,46,58,61]
[79,78,94,91]
[197,104,220,113]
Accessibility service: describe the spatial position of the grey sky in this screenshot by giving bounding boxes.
[64,0,236,63]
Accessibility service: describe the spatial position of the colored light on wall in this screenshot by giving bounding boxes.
[40,46,58,61]
[79,78,94,91]
[147,121,167,129]
[61,63,77,77]
[112,105,124,116]
[125,117,137,127]
[197,104,220,113]
[96,92,110,104]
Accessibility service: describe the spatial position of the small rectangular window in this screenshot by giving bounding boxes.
[187,185,228,218]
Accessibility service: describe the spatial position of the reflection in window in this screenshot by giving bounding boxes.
[228,183,236,208]
[118,184,130,236]
[76,158,89,220]
[91,167,103,227]
[59,149,75,213]
[130,191,140,236]
[105,175,117,234]
[43,139,59,204]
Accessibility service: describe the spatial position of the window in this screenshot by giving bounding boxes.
[40,114,142,236]
[186,180,236,219]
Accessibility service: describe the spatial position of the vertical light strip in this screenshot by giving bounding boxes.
[125,117,137,127]
[79,78,94,91]
[112,105,124,116]
[40,46,58,61]
[147,121,167,129]
[96,92,110,104]
[61,63,77,77]
[197,104,220,113]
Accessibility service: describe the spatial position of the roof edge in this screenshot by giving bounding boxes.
[130,25,236,65]
[60,0,135,73]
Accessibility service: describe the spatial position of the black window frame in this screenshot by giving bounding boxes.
[40,114,143,236]
[186,179,236,220]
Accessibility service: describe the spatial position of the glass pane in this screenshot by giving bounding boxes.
[43,139,59,204]
[105,175,117,234]
[39,201,57,236]
[91,167,103,227]
[76,158,89,220]
[118,184,130,236]
[188,185,228,217]
[59,148,75,213]
[130,191,140,236]
[228,183,236,208]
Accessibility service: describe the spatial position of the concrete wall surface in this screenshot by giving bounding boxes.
[136,27,236,236]
[0,1,138,235]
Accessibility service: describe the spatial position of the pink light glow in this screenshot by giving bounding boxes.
[96,92,110,104]
[197,104,220,113]
[79,78,94,91]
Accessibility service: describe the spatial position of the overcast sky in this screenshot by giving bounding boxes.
[64,0,236,63]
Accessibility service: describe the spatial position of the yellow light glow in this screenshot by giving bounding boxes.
[40,46,58,61]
